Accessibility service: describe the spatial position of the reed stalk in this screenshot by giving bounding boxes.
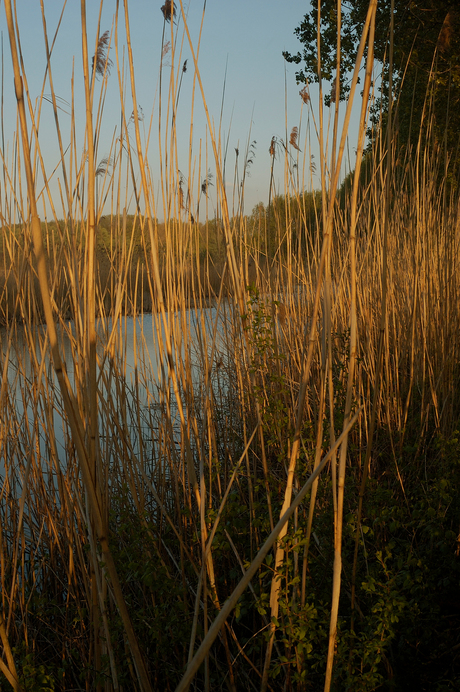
[0,1,458,690]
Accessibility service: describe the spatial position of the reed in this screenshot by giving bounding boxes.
[0,1,459,690]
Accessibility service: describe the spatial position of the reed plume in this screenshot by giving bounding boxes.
[201,171,213,196]
[1,1,459,690]
[330,76,337,102]
[95,156,113,178]
[92,30,113,78]
[299,84,310,104]
[289,126,300,151]
[161,0,176,23]
[161,40,171,59]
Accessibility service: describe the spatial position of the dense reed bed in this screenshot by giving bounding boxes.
[0,1,459,690]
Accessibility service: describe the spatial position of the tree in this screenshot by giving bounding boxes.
[283,2,460,176]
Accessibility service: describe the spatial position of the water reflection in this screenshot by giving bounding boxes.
[0,305,231,474]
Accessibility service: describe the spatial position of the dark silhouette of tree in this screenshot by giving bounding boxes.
[283,2,460,179]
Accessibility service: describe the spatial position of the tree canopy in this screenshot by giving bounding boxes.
[283,1,460,171]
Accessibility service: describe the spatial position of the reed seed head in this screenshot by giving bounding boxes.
[161,41,171,59]
[289,127,301,151]
[161,1,176,23]
[330,77,337,103]
[201,171,213,196]
[299,85,310,104]
[92,30,113,78]
[95,156,113,178]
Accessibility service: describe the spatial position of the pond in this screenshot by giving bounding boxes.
[0,304,234,481]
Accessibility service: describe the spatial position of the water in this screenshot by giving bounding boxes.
[0,304,233,481]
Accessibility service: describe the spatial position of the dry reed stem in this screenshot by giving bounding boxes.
[349,0,395,642]
[174,408,362,692]
[0,0,458,689]
[261,2,379,688]
[324,4,376,689]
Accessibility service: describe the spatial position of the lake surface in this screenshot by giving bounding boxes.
[0,304,233,475]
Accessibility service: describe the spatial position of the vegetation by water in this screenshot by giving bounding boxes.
[0,191,323,325]
[0,1,459,691]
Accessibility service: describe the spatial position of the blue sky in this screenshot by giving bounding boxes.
[1,1,364,222]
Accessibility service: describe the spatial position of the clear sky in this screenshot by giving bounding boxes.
[0,1,364,222]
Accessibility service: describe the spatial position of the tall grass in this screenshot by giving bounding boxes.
[0,1,459,690]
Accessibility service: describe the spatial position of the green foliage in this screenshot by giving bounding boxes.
[244,284,291,459]
[105,496,194,688]
[337,151,374,207]
[20,655,56,692]
[0,648,58,692]
[3,423,459,690]
[247,191,322,258]
[283,1,460,178]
